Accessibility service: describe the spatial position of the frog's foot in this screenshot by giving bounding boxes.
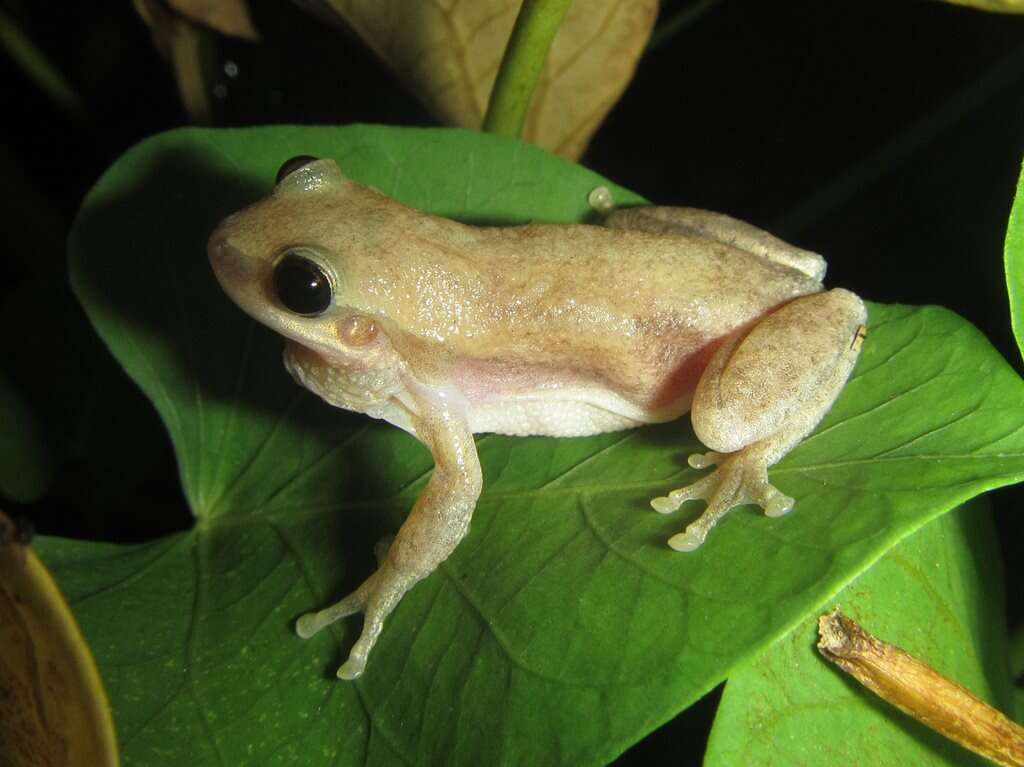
[650,449,794,552]
[295,560,417,680]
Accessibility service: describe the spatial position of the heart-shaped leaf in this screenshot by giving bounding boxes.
[705,498,1014,766]
[39,125,1024,765]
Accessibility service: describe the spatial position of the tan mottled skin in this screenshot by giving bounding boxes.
[209,159,867,679]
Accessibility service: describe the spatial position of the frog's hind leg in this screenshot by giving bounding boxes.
[651,289,867,551]
[601,205,826,281]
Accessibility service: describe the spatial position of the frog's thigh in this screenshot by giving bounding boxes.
[693,288,865,458]
[603,206,825,280]
[651,289,866,552]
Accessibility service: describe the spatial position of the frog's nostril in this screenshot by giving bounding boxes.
[208,232,227,265]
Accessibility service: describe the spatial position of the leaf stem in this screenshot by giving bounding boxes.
[482,0,573,139]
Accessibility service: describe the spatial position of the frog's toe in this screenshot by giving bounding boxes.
[296,560,419,680]
[667,526,708,552]
[295,589,366,639]
[295,613,322,639]
[651,450,746,516]
[737,460,794,518]
[337,634,374,679]
[650,495,680,514]
[337,654,366,680]
[295,572,378,639]
[650,473,715,514]
[655,449,791,550]
[665,496,729,552]
[756,483,794,518]
[687,450,725,470]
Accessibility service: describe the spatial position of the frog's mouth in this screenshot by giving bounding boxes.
[282,340,372,380]
[282,342,317,391]
[282,340,407,425]
[282,342,351,410]
[282,342,352,400]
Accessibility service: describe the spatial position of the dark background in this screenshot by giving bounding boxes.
[2,0,1022,763]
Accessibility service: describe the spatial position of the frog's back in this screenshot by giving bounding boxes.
[471,220,822,350]
[443,222,823,429]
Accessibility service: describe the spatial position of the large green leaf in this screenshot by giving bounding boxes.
[38,125,1024,765]
[704,498,1014,766]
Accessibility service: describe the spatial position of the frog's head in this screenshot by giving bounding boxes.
[208,155,393,369]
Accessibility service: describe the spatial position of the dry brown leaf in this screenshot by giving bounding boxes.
[168,0,260,39]
[0,514,119,767]
[292,0,658,159]
[134,0,176,60]
[133,0,214,123]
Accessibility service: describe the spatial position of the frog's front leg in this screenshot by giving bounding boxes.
[651,289,867,551]
[295,391,482,679]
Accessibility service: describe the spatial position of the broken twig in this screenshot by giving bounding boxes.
[818,608,1024,767]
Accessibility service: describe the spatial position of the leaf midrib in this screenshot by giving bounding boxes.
[188,447,1024,527]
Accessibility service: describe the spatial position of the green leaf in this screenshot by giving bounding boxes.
[0,370,53,502]
[1004,157,1024,362]
[704,498,1014,766]
[38,125,1024,765]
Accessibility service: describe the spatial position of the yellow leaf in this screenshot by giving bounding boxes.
[296,0,658,159]
[0,517,118,767]
[938,0,1024,11]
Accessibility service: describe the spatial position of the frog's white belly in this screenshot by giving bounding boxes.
[445,353,702,438]
[372,384,686,440]
[465,387,691,437]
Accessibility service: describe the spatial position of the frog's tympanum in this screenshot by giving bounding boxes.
[208,156,866,679]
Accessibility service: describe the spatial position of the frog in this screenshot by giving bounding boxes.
[207,155,867,680]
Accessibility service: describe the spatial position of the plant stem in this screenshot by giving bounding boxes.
[0,8,83,116]
[483,0,573,139]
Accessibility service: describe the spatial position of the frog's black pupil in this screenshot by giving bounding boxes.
[276,155,319,184]
[273,255,332,316]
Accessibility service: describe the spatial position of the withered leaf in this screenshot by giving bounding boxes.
[938,0,1024,11]
[293,0,657,159]
[0,516,118,767]
[167,0,260,40]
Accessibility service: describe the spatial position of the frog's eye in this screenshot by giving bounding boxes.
[273,253,333,316]
[276,155,319,184]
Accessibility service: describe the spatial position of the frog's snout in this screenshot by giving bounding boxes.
[207,218,251,291]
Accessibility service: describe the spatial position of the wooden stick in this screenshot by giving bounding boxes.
[817,608,1024,767]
